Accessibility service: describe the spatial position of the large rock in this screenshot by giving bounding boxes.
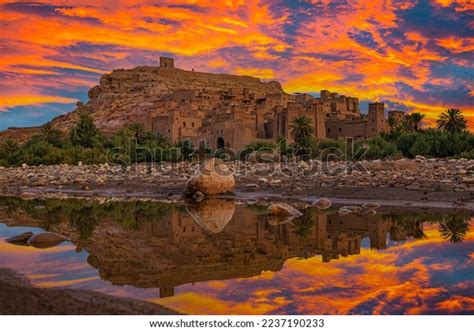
[27,232,68,249]
[5,232,34,246]
[267,203,303,225]
[186,159,235,196]
[267,203,303,217]
[186,199,235,233]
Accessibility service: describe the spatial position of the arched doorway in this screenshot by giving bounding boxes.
[216,137,225,149]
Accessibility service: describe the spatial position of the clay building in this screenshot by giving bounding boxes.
[131,58,391,149]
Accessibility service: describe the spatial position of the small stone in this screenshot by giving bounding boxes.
[20,192,38,200]
[366,209,378,215]
[313,198,332,210]
[362,202,380,209]
[338,208,351,215]
[193,191,205,202]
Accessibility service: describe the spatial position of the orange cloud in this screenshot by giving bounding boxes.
[0,0,471,130]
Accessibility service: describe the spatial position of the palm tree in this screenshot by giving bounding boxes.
[128,123,145,143]
[289,115,314,152]
[438,215,470,243]
[436,108,467,133]
[1,139,19,155]
[388,117,400,133]
[40,123,63,146]
[409,112,425,131]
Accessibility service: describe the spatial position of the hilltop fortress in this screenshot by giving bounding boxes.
[12,57,405,148]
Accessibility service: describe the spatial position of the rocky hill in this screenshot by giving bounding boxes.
[0,127,42,144]
[52,65,283,134]
[0,63,284,141]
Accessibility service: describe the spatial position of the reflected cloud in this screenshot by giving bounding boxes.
[0,197,473,314]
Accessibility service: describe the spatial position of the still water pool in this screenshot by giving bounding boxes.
[0,197,472,314]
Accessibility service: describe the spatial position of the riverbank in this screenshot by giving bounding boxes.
[0,158,473,210]
[0,268,178,314]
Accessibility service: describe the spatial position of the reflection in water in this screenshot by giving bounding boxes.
[186,199,235,233]
[437,215,470,243]
[0,196,472,314]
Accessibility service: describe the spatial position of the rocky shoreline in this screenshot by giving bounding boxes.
[0,268,178,314]
[0,157,473,210]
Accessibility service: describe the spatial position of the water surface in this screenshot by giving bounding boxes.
[0,197,472,314]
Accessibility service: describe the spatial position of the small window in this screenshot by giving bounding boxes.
[183,122,186,128]
[328,128,331,133]
[338,127,342,132]
[192,122,195,128]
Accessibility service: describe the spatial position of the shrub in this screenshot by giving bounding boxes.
[312,138,346,161]
[239,141,276,161]
[409,135,431,157]
[358,136,400,160]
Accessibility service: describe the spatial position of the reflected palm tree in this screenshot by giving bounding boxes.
[291,209,315,238]
[412,221,427,240]
[388,215,427,241]
[438,215,470,243]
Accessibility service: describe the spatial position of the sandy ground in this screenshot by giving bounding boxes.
[0,268,178,315]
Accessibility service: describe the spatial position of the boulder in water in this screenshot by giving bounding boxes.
[6,232,34,246]
[27,232,68,249]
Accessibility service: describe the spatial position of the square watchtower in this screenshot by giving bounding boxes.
[159,57,174,69]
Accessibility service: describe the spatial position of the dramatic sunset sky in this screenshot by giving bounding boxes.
[0,0,473,130]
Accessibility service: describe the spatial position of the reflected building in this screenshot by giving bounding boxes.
[83,204,392,297]
[0,200,407,298]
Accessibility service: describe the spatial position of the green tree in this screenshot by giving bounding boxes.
[39,123,64,147]
[388,117,400,133]
[70,113,102,148]
[1,139,19,156]
[410,135,431,156]
[436,108,467,133]
[408,112,425,132]
[128,123,145,144]
[0,139,24,166]
[177,139,194,161]
[276,136,289,157]
[289,116,314,155]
